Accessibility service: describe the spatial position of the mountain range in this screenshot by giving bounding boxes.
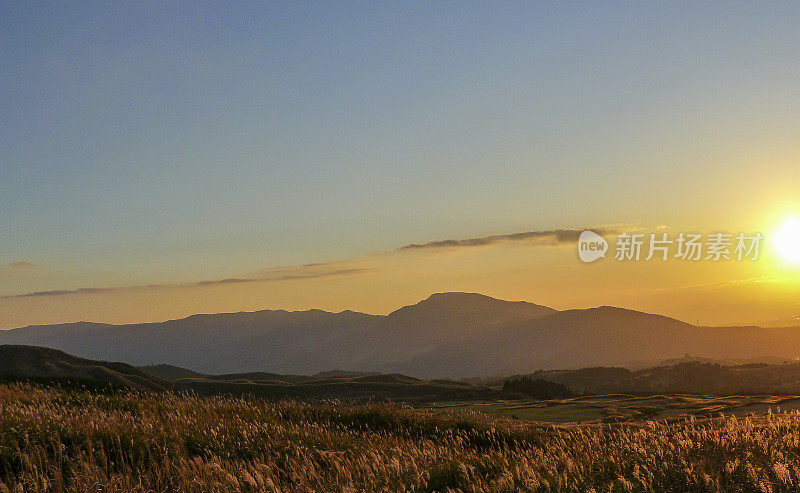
[2,292,800,377]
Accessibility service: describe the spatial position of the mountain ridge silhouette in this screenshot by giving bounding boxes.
[2,292,799,377]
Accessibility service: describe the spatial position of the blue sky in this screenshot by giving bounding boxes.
[2,2,800,302]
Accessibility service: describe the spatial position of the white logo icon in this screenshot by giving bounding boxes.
[578,230,608,263]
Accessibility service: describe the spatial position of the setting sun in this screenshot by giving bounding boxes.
[774,218,800,263]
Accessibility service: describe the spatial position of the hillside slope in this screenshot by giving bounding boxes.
[0,345,169,390]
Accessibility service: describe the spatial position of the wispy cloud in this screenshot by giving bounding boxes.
[197,267,369,286]
[399,227,628,250]
[16,287,119,298]
[3,225,629,299]
[6,265,370,298]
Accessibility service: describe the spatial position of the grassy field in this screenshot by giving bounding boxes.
[435,394,800,423]
[2,385,800,491]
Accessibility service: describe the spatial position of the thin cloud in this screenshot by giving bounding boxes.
[275,267,367,281]
[17,287,120,298]
[3,225,632,299]
[197,267,369,286]
[196,278,253,286]
[7,267,371,298]
[399,227,628,250]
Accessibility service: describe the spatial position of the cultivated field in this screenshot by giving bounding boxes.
[1,384,799,492]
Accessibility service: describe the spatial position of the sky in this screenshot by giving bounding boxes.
[2,2,800,328]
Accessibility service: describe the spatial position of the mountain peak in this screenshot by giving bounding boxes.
[413,292,551,309]
[423,292,505,304]
[388,292,556,323]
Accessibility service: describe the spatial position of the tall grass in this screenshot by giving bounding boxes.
[0,383,798,491]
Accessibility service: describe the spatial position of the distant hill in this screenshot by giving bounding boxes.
[0,345,511,402]
[382,306,800,377]
[0,345,169,391]
[138,360,510,401]
[313,370,378,379]
[654,356,746,368]
[13,343,800,399]
[0,309,385,374]
[138,364,206,381]
[173,371,508,402]
[529,361,800,395]
[3,293,800,377]
[0,293,554,375]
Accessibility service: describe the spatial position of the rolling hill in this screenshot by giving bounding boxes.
[0,345,169,390]
[0,345,509,401]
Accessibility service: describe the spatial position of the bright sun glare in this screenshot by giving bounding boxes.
[774,218,800,263]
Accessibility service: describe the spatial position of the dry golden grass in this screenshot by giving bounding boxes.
[1,383,799,491]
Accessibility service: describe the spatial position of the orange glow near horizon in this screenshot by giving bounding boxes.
[3,225,800,330]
